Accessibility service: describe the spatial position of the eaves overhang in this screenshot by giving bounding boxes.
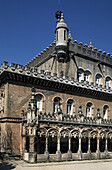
[0,65,112,101]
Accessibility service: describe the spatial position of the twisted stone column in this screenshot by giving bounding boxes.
[56,134,61,160]
[88,135,91,154]
[78,134,82,159]
[29,135,37,162]
[29,136,35,152]
[45,133,49,159]
[68,135,72,158]
[96,135,100,158]
[105,134,108,156]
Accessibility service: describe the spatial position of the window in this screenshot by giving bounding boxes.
[67,99,73,115]
[64,30,66,40]
[86,103,93,117]
[37,97,42,111]
[56,31,58,41]
[53,97,61,113]
[95,74,102,86]
[105,80,109,88]
[36,94,44,112]
[105,77,111,88]
[77,72,82,82]
[96,76,100,86]
[103,105,109,119]
[84,73,89,82]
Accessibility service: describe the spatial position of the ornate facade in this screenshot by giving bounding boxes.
[0,11,112,162]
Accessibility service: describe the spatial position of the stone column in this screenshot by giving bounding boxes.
[45,134,49,159]
[29,135,37,162]
[23,136,29,162]
[105,134,108,156]
[29,136,35,152]
[56,134,61,160]
[96,135,100,158]
[23,136,26,152]
[88,135,91,154]
[68,135,72,158]
[78,134,82,159]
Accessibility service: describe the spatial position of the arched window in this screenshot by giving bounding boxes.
[86,102,93,117]
[36,94,43,112]
[95,74,102,86]
[105,77,111,88]
[84,73,89,82]
[67,99,73,115]
[77,69,84,82]
[53,97,61,113]
[84,71,91,83]
[103,105,109,119]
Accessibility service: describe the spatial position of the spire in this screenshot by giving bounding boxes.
[55,11,68,62]
[60,12,64,22]
[55,12,68,31]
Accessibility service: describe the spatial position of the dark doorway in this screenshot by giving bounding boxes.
[81,137,88,153]
[37,136,45,154]
[60,136,68,153]
[48,136,57,154]
[108,138,112,152]
[90,137,97,152]
[26,136,30,152]
[71,137,79,153]
[100,138,105,152]
[34,136,38,152]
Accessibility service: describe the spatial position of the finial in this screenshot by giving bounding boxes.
[88,40,93,49]
[55,10,62,21]
[68,31,73,41]
[61,12,64,20]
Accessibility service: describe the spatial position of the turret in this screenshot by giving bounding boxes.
[55,11,69,62]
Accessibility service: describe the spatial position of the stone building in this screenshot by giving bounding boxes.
[0,11,112,162]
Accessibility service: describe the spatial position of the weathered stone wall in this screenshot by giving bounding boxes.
[3,83,112,119]
[0,122,21,154]
[36,50,112,87]
[7,84,32,117]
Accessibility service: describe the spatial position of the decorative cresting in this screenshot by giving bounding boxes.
[39,111,112,126]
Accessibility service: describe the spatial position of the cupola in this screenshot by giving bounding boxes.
[55,11,69,62]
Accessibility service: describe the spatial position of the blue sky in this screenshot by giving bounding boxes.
[0,0,112,65]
